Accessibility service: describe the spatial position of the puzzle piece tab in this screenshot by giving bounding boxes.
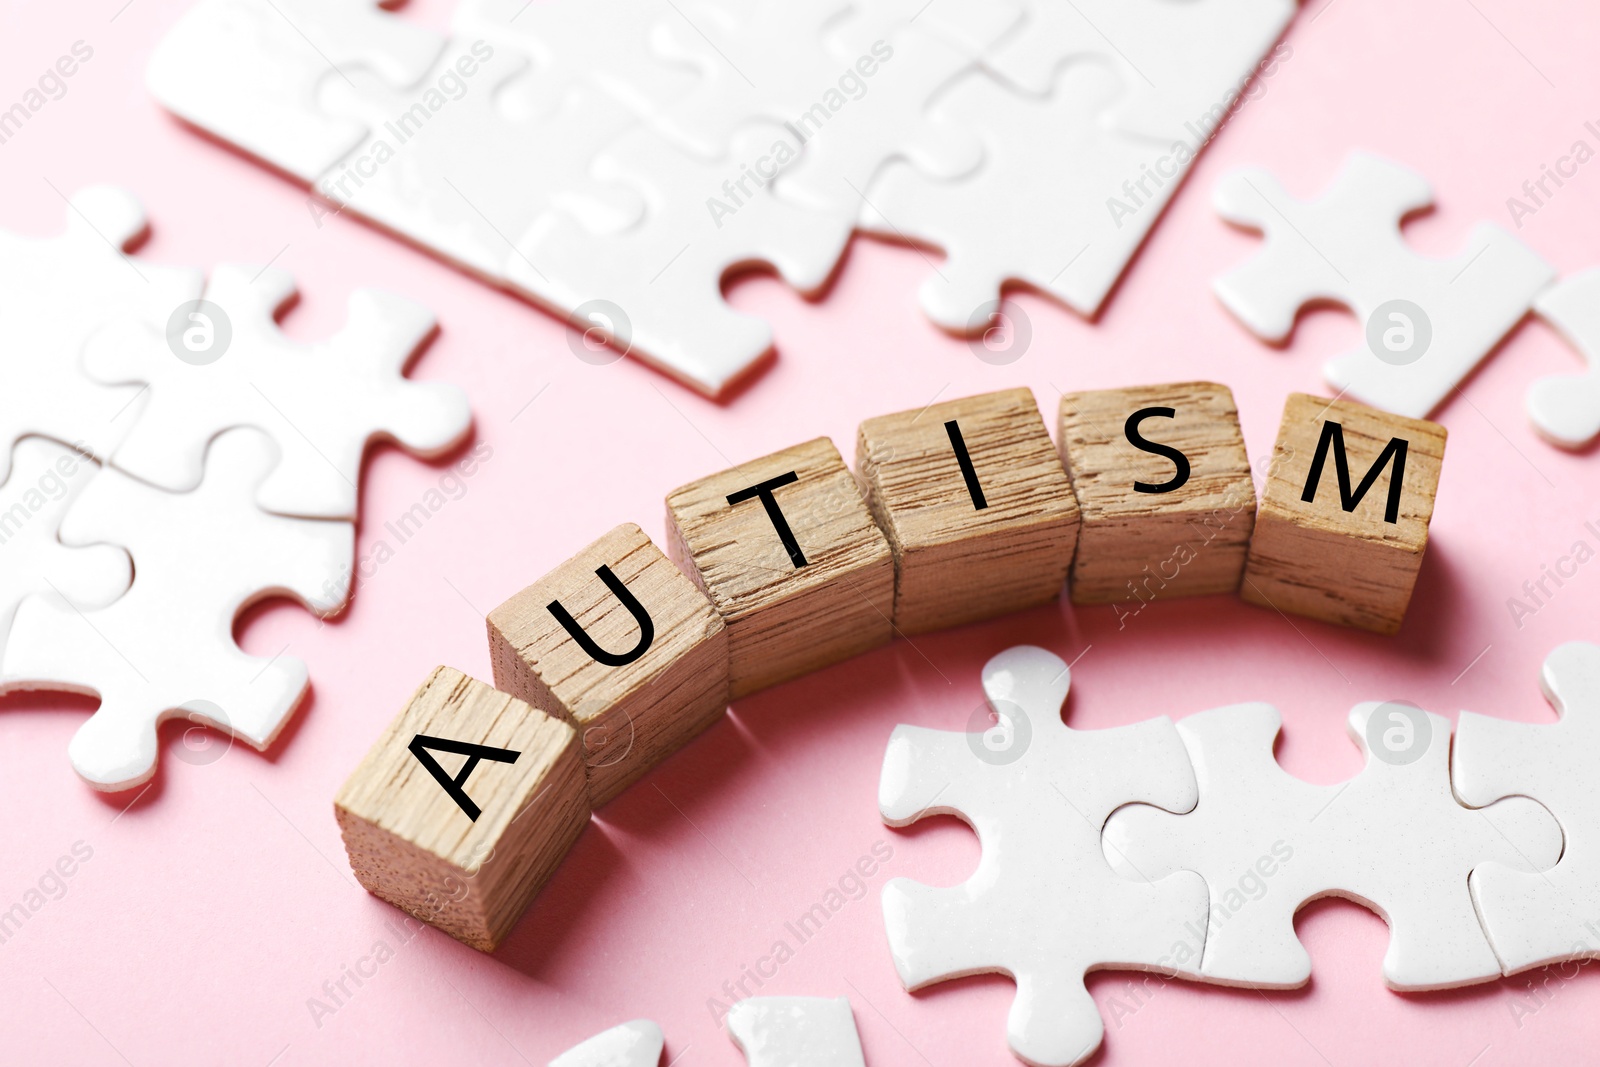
[727,997,866,1067]
[1455,642,1600,974]
[1528,271,1600,449]
[0,430,353,791]
[85,263,471,521]
[880,646,1207,1066]
[550,1020,664,1067]
[0,438,130,657]
[1214,152,1556,419]
[0,186,202,482]
[1104,700,1561,989]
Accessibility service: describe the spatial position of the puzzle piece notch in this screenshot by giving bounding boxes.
[84,263,472,521]
[549,1019,664,1067]
[146,0,446,180]
[1455,642,1600,974]
[0,438,131,657]
[727,997,866,1067]
[860,62,1184,332]
[314,40,647,279]
[1528,271,1600,449]
[880,645,1207,1067]
[1104,699,1562,990]
[0,429,353,791]
[0,186,203,482]
[982,0,1297,145]
[509,123,854,396]
[1213,152,1556,419]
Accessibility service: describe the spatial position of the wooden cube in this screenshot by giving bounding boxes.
[486,523,728,806]
[855,387,1080,633]
[1058,382,1257,607]
[665,437,894,697]
[1241,392,1446,634]
[335,666,589,952]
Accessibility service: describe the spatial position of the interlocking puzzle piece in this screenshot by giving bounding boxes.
[316,41,645,278]
[510,125,854,395]
[859,64,1189,332]
[1528,271,1600,449]
[0,186,202,482]
[1103,701,1562,989]
[146,0,445,180]
[727,997,866,1067]
[879,646,1207,1067]
[772,24,983,225]
[983,0,1296,144]
[1214,152,1556,419]
[84,263,471,521]
[0,439,130,657]
[0,429,353,791]
[453,0,699,121]
[550,1019,664,1067]
[1454,642,1600,974]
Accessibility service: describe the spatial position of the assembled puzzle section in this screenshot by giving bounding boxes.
[1240,393,1445,634]
[1104,700,1561,990]
[1058,382,1255,607]
[666,438,893,698]
[486,523,728,806]
[855,387,1079,633]
[335,666,589,952]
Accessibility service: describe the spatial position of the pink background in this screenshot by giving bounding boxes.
[3,0,1599,1063]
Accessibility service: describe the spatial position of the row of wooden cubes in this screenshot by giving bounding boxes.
[336,384,1447,950]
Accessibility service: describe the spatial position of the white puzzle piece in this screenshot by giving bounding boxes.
[510,124,855,395]
[1455,642,1600,974]
[1103,701,1562,990]
[727,997,866,1067]
[1528,271,1600,449]
[773,24,984,226]
[147,0,445,180]
[0,430,353,791]
[982,0,1296,145]
[84,263,471,521]
[316,42,646,278]
[0,438,131,657]
[549,1019,664,1067]
[879,645,1207,1067]
[454,0,700,122]
[1213,152,1556,419]
[0,186,203,482]
[859,64,1186,332]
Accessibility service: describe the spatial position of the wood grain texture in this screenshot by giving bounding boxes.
[486,523,728,806]
[1059,382,1257,605]
[334,666,589,952]
[856,387,1079,633]
[1241,392,1447,635]
[665,437,893,698]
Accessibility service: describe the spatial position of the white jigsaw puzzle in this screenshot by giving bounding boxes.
[1528,271,1600,449]
[879,645,1207,1067]
[0,439,131,658]
[727,997,866,1067]
[0,430,354,792]
[0,186,202,482]
[147,0,1299,393]
[1213,152,1556,419]
[84,263,471,521]
[1454,642,1600,975]
[549,1019,664,1067]
[1103,700,1562,990]
[147,0,446,180]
